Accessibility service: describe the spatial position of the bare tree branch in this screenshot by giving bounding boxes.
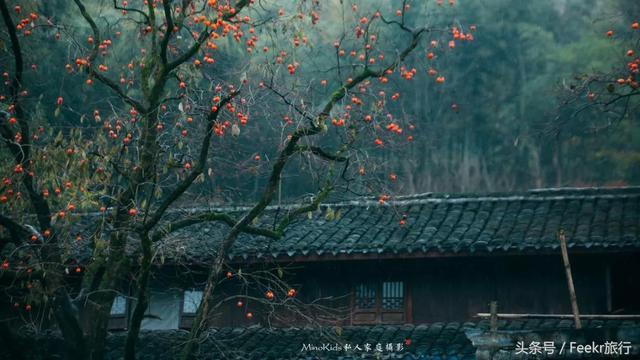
[296,145,349,162]
[73,0,146,112]
[160,0,175,64]
[0,1,52,233]
[143,90,239,231]
[0,214,30,240]
[150,211,280,243]
[112,0,150,23]
[165,0,249,74]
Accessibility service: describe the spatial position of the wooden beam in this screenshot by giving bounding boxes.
[225,248,640,265]
[476,313,640,319]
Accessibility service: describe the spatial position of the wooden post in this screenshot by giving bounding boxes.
[406,281,413,324]
[605,263,612,313]
[558,230,582,329]
[489,301,498,332]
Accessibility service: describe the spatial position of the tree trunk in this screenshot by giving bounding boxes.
[179,259,224,360]
[124,234,153,360]
[0,314,26,360]
[84,231,130,360]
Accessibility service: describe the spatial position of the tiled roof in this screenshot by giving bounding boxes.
[116,323,473,359]
[8,319,639,359]
[103,319,638,359]
[156,187,640,263]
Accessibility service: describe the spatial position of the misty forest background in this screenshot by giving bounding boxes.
[14,0,640,202]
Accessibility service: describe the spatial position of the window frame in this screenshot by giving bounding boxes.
[180,289,203,329]
[354,282,378,310]
[182,289,203,314]
[351,280,408,325]
[108,294,129,330]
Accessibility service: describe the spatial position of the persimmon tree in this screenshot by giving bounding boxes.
[0,0,472,359]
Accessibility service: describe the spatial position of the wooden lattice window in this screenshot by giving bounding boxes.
[355,283,377,309]
[382,281,404,310]
[352,281,405,324]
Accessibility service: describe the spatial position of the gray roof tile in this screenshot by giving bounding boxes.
[67,187,640,264]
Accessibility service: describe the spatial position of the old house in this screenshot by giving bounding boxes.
[98,186,640,358]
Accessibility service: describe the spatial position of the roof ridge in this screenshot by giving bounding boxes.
[527,186,640,194]
[67,187,640,216]
[317,186,640,206]
[323,191,640,208]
